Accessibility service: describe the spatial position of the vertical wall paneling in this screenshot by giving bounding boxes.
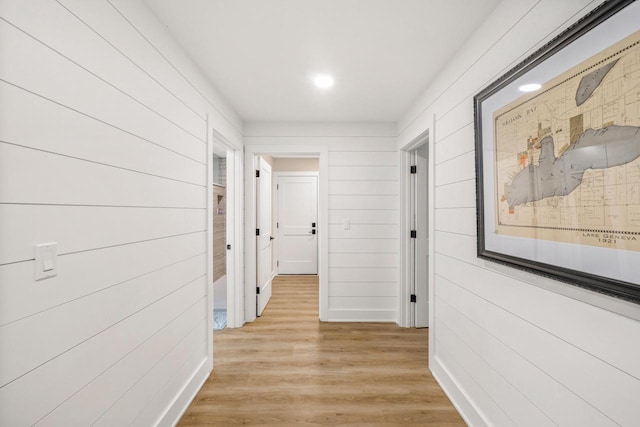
[398,0,640,425]
[0,0,241,425]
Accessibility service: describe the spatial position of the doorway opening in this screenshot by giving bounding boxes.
[212,152,227,329]
[254,156,320,317]
[209,130,243,331]
[244,146,328,323]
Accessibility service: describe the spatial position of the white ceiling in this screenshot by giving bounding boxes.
[144,0,501,123]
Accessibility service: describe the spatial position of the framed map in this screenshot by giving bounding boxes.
[474,0,640,303]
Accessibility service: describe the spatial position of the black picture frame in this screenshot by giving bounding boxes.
[474,0,640,303]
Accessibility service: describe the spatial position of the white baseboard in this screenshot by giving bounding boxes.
[326,309,396,322]
[431,354,487,427]
[156,357,211,427]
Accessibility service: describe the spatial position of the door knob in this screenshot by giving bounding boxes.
[270,236,275,240]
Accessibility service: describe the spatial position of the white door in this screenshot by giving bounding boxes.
[277,175,318,274]
[256,157,273,316]
[414,144,429,327]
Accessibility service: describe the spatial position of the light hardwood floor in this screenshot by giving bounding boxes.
[178,275,465,426]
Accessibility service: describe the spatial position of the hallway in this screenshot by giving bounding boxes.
[178,276,465,425]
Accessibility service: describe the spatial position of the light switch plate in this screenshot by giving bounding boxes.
[35,242,57,281]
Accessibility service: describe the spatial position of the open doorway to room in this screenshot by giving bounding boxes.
[211,152,228,329]
[244,146,328,323]
[210,131,243,331]
[253,156,320,317]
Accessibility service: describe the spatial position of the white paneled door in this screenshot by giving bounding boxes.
[277,174,318,274]
[256,157,273,316]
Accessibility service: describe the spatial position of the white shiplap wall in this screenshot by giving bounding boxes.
[245,123,399,321]
[399,0,640,426]
[0,0,242,425]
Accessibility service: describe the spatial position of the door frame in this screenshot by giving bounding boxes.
[244,145,328,323]
[399,118,435,335]
[273,171,320,276]
[211,128,244,329]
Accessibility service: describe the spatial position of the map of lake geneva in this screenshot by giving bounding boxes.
[493,30,640,251]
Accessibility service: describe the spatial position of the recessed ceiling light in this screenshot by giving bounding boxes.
[313,74,334,89]
[519,83,541,92]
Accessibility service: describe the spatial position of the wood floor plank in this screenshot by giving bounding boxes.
[178,275,465,426]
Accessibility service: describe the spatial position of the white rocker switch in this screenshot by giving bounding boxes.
[35,242,57,281]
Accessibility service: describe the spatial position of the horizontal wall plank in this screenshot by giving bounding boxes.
[328,253,399,268]
[329,166,397,181]
[93,331,205,426]
[435,101,474,143]
[32,300,205,426]
[0,143,205,208]
[437,292,617,427]
[329,151,398,166]
[438,1,597,124]
[329,296,396,311]
[1,0,205,140]
[436,256,640,426]
[244,122,395,138]
[0,204,205,264]
[435,151,475,186]
[329,195,399,210]
[436,320,555,427]
[436,253,640,380]
[435,180,475,208]
[0,82,205,186]
[435,207,476,236]
[328,139,396,151]
[435,230,478,264]
[328,281,398,297]
[434,343,517,427]
[57,0,208,121]
[329,238,398,254]
[328,209,399,225]
[128,336,207,427]
[401,1,594,140]
[0,255,205,387]
[328,180,398,195]
[329,267,398,283]
[0,277,206,426]
[107,0,242,143]
[0,20,205,162]
[435,123,474,165]
[0,232,205,325]
[328,224,399,239]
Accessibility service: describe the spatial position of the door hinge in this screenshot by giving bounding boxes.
[410,230,417,238]
[276,222,279,228]
[410,294,417,303]
[256,170,260,177]
[410,165,417,174]
[256,287,261,294]
[277,184,279,190]
[277,260,279,267]
[256,228,260,236]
